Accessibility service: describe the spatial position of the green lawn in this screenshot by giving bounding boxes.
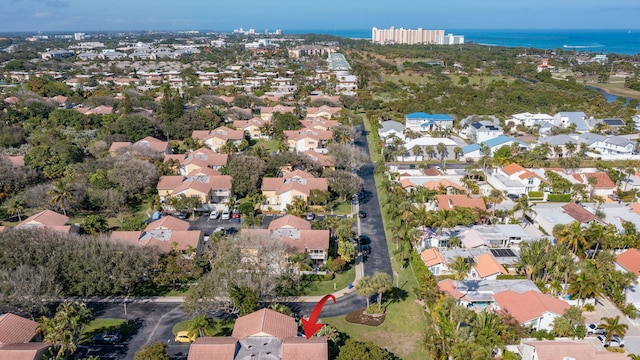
[321,115,430,359]
[331,200,354,215]
[300,266,355,296]
[251,139,281,153]
[80,318,131,344]
[172,318,235,336]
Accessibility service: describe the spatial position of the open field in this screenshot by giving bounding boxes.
[382,73,513,86]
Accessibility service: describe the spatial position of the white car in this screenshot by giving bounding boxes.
[221,208,230,220]
[209,210,219,220]
[598,334,625,347]
[586,322,605,335]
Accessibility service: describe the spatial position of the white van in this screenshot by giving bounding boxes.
[221,208,231,220]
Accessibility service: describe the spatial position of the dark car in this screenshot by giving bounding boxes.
[358,235,371,245]
[358,210,366,218]
[93,331,122,344]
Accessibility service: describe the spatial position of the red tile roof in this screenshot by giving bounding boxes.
[473,253,508,278]
[232,309,297,341]
[268,215,312,230]
[17,210,69,228]
[502,163,526,176]
[186,337,237,360]
[0,314,38,345]
[616,248,640,276]
[572,172,616,189]
[420,248,445,267]
[0,343,51,360]
[561,203,606,224]
[522,341,628,360]
[282,336,328,360]
[436,195,486,211]
[145,216,190,231]
[110,230,201,254]
[493,290,569,323]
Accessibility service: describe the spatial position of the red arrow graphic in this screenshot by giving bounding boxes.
[301,294,337,339]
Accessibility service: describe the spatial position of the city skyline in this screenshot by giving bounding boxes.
[2,0,639,32]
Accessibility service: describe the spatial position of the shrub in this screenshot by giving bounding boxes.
[583,303,595,312]
[496,274,527,280]
[547,194,571,202]
[528,191,543,200]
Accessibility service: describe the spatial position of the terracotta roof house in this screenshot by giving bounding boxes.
[493,290,569,331]
[233,118,269,139]
[16,210,75,234]
[192,127,244,152]
[110,228,203,255]
[572,172,616,197]
[471,253,508,280]
[133,136,171,155]
[4,155,25,167]
[187,308,327,360]
[421,179,466,193]
[420,248,447,275]
[518,340,628,360]
[108,141,132,155]
[0,343,51,360]
[488,163,546,196]
[0,314,39,346]
[283,129,333,153]
[437,278,540,311]
[157,174,232,207]
[145,216,190,232]
[165,147,228,175]
[561,203,606,225]
[305,105,342,119]
[436,194,486,211]
[268,215,312,230]
[615,248,640,308]
[302,150,335,170]
[261,170,329,212]
[299,118,340,131]
[260,105,296,121]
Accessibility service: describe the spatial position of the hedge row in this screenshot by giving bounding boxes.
[547,193,571,202]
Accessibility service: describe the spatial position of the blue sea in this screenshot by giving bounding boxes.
[284,29,640,55]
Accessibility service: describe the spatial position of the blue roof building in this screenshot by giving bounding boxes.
[405,112,454,132]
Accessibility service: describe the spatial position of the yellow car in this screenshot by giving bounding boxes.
[174,331,196,343]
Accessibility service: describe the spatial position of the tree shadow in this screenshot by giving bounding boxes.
[386,287,409,305]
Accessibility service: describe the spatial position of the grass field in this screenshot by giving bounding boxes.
[382,73,512,86]
[300,266,355,296]
[323,115,430,360]
[80,318,130,344]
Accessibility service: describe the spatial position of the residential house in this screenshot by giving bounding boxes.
[283,129,332,153]
[378,120,405,143]
[233,118,269,139]
[158,174,233,209]
[15,209,77,234]
[133,136,171,155]
[164,147,228,176]
[76,105,113,115]
[404,112,454,132]
[0,313,40,346]
[436,194,486,212]
[492,290,570,331]
[420,248,447,275]
[470,253,508,280]
[538,135,580,158]
[460,225,533,248]
[0,343,51,360]
[110,224,203,255]
[305,105,342,119]
[571,171,616,197]
[554,112,588,132]
[299,118,340,131]
[462,135,529,159]
[302,150,335,171]
[261,170,328,212]
[579,133,635,156]
[516,340,628,360]
[588,118,626,133]
[488,163,545,195]
[260,105,296,121]
[187,308,327,360]
[437,278,540,310]
[615,249,640,309]
[466,121,503,143]
[506,112,554,128]
[400,137,458,161]
[192,127,245,152]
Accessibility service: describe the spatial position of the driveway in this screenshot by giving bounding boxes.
[583,297,640,354]
[187,213,242,236]
[354,123,393,278]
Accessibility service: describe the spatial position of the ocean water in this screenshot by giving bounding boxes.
[284,28,640,55]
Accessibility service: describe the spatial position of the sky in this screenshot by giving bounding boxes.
[1,0,639,32]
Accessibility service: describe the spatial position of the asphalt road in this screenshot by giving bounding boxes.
[354,124,394,278]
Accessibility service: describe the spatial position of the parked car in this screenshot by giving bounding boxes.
[306,211,315,220]
[221,208,230,220]
[586,322,605,335]
[598,334,625,347]
[93,331,122,344]
[358,235,371,245]
[209,210,219,220]
[351,194,359,205]
[360,244,371,255]
[232,208,240,219]
[506,193,520,200]
[358,210,366,218]
[175,331,196,343]
[214,227,225,233]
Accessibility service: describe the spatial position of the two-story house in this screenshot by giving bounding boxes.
[260,105,296,121]
[487,163,545,195]
[192,127,245,152]
[233,118,270,139]
[466,121,503,143]
[305,106,342,119]
[261,170,328,212]
[283,129,333,153]
[404,112,454,132]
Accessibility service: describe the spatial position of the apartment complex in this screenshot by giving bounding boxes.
[372,27,463,45]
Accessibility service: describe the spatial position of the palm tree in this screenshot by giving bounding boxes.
[453,146,463,161]
[38,301,93,359]
[436,142,448,169]
[449,256,473,301]
[370,272,393,310]
[187,314,212,338]
[554,221,589,257]
[425,145,436,161]
[47,178,75,216]
[598,315,629,343]
[355,276,375,309]
[411,144,423,162]
[5,196,25,222]
[487,189,504,222]
[567,269,601,306]
[512,195,533,225]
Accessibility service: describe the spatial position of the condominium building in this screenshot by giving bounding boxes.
[372,27,464,45]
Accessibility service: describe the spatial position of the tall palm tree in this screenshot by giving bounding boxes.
[5,196,25,222]
[370,272,393,310]
[47,178,75,216]
[453,146,463,161]
[436,142,448,169]
[554,221,589,257]
[187,314,212,338]
[512,195,533,226]
[567,269,601,306]
[598,315,629,343]
[355,276,374,309]
[411,144,423,162]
